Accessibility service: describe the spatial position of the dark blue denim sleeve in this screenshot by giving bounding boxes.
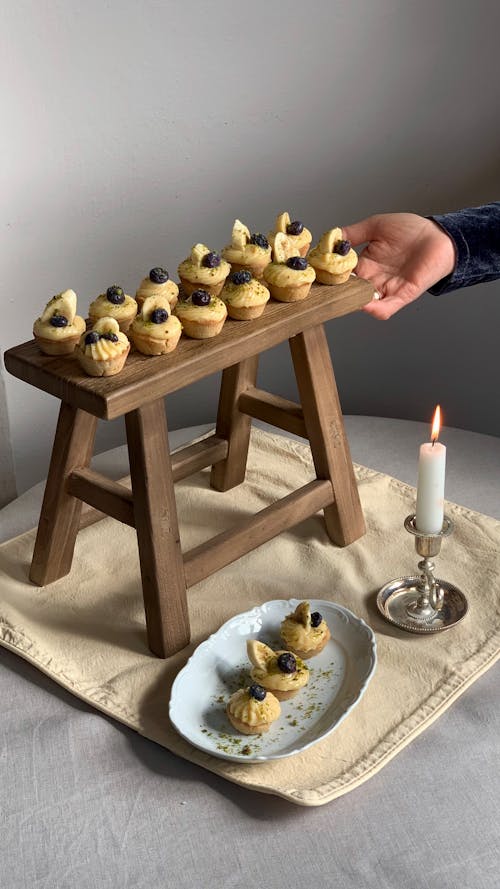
[427,202,500,294]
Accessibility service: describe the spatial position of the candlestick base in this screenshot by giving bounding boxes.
[377,577,468,634]
[376,514,468,634]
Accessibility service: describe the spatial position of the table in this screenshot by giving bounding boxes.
[4,280,371,657]
[1,418,498,889]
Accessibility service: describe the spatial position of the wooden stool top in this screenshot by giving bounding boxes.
[5,279,372,420]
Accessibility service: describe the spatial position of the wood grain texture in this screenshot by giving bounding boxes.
[289,326,366,546]
[67,468,135,527]
[184,479,334,588]
[238,387,306,438]
[210,356,258,492]
[4,279,373,419]
[170,434,228,481]
[125,400,190,657]
[30,403,97,585]
[76,434,230,531]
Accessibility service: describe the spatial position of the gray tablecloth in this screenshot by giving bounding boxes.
[1,418,499,889]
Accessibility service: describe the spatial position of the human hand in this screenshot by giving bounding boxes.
[342,213,456,319]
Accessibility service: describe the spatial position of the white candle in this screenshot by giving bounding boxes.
[415,406,446,534]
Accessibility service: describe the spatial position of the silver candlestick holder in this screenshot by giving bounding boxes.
[377,514,468,634]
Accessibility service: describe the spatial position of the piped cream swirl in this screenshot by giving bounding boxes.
[227,688,281,726]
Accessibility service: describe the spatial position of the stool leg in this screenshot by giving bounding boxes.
[30,403,98,585]
[125,399,190,658]
[210,355,259,492]
[289,325,366,546]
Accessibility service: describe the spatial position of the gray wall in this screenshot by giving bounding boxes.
[3,1,500,496]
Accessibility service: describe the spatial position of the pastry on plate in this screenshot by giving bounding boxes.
[174,289,227,339]
[220,269,270,320]
[280,601,331,659]
[247,640,309,701]
[221,220,272,280]
[76,317,130,377]
[135,267,179,311]
[129,295,182,356]
[308,228,358,284]
[88,284,138,332]
[33,289,86,355]
[268,211,312,257]
[177,244,230,297]
[226,684,281,735]
[263,232,316,302]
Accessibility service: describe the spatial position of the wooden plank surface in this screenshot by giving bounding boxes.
[4,279,373,420]
[67,468,135,527]
[238,388,306,438]
[290,326,366,545]
[76,434,229,530]
[183,479,334,588]
[125,399,190,658]
[210,356,258,491]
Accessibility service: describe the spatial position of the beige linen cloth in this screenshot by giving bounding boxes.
[1,428,499,806]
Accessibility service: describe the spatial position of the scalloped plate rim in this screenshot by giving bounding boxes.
[169,598,377,763]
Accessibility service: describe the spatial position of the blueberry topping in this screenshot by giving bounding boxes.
[202,251,221,268]
[49,314,68,327]
[149,267,169,284]
[286,256,308,271]
[102,332,119,342]
[230,270,252,285]
[249,684,267,701]
[191,289,211,307]
[250,232,269,249]
[106,285,125,304]
[334,239,351,256]
[150,307,169,324]
[85,331,100,345]
[277,652,297,674]
[286,220,304,236]
[310,611,323,628]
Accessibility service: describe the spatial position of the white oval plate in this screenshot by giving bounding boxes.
[169,599,377,763]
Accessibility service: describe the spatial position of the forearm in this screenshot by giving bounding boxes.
[428,202,500,294]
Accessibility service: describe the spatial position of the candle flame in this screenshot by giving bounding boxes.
[431,405,441,444]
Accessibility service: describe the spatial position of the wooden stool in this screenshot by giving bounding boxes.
[5,280,372,658]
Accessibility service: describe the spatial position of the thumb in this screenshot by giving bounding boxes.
[342,216,379,248]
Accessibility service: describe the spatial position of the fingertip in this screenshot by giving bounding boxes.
[341,217,375,247]
[362,299,393,321]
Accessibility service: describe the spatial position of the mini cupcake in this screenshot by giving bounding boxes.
[135,267,179,311]
[226,684,281,735]
[280,601,331,659]
[76,317,130,377]
[221,220,272,280]
[220,269,270,320]
[247,640,309,701]
[268,211,312,257]
[88,284,137,332]
[129,295,182,356]
[33,289,86,355]
[263,232,316,302]
[308,228,358,284]
[174,289,227,339]
[177,244,230,297]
